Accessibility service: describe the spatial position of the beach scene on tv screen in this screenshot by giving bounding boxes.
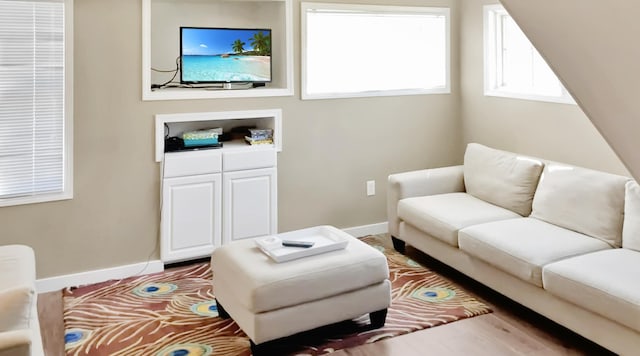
[181,28,271,82]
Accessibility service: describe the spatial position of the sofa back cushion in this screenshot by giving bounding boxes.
[531,163,628,247]
[622,180,640,251]
[463,143,544,216]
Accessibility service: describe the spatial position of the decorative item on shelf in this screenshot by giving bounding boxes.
[164,136,185,152]
[182,128,222,147]
[245,128,273,145]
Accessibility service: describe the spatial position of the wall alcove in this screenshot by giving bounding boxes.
[142,0,293,100]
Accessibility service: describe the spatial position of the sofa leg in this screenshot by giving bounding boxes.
[391,236,406,254]
[216,300,230,319]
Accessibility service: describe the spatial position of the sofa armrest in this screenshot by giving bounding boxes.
[0,330,32,356]
[387,165,465,237]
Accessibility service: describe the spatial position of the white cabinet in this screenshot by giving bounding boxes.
[157,110,280,263]
[161,150,223,263]
[223,167,277,243]
[160,147,277,263]
[161,173,222,263]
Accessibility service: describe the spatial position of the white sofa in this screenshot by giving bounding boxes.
[0,245,43,356]
[387,143,640,355]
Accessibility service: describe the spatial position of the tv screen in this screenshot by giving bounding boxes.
[180,27,272,84]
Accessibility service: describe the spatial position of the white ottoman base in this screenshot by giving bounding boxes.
[215,278,391,345]
[211,226,391,354]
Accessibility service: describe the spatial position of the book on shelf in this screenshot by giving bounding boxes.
[245,136,274,145]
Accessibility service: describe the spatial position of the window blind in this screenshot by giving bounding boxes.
[0,0,65,200]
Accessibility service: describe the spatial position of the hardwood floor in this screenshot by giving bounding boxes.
[38,289,65,356]
[39,235,615,356]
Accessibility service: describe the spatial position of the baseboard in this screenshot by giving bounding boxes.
[342,222,388,238]
[36,260,164,293]
[35,223,388,293]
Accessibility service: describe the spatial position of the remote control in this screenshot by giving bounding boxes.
[282,240,315,248]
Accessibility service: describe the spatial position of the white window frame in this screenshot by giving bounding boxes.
[483,4,574,104]
[0,0,74,207]
[301,2,450,100]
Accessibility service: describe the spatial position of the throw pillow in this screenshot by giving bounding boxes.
[463,143,544,216]
[531,163,628,247]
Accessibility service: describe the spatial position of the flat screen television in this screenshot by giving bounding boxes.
[180,27,272,84]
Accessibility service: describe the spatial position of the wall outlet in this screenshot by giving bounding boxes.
[366,180,375,196]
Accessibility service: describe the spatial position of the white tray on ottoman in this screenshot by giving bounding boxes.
[255,225,349,262]
[211,225,391,355]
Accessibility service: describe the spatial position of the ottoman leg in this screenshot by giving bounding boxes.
[216,300,230,319]
[250,340,267,356]
[369,308,388,328]
[391,236,406,254]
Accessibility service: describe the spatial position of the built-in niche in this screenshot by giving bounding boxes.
[142,0,293,100]
[154,109,282,162]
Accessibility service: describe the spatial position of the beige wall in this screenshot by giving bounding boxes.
[498,0,639,181]
[460,0,628,176]
[0,0,462,278]
[4,0,625,281]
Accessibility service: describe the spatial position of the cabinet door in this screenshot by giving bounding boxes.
[161,174,222,263]
[223,168,277,243]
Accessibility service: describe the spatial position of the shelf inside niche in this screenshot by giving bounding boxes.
[142,0,293,101]
[155,109,282,162]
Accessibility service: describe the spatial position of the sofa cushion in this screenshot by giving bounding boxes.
[458,218,612,287]
[0,285,34,332]
[531,163,628,247]
[623,180,640,251]
[398,192,521,247]
[543,249,640,333]
[463,143,544,216]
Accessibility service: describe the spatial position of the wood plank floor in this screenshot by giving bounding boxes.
[39,235,616,355]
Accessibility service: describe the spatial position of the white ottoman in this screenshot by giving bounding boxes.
[211,226,391,355]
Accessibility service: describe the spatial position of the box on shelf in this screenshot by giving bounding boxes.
[183,128,222,147]
[246,128,273,145]
[248,128,273,140]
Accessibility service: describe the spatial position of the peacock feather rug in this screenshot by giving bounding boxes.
[63,236,491,355]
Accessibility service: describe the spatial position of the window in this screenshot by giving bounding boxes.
[0,0,73,207]
[301,3,450,100]
[484,5,573,104]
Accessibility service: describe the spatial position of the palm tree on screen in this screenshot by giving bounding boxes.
[231,39,245,54]
[249,31,270,56]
